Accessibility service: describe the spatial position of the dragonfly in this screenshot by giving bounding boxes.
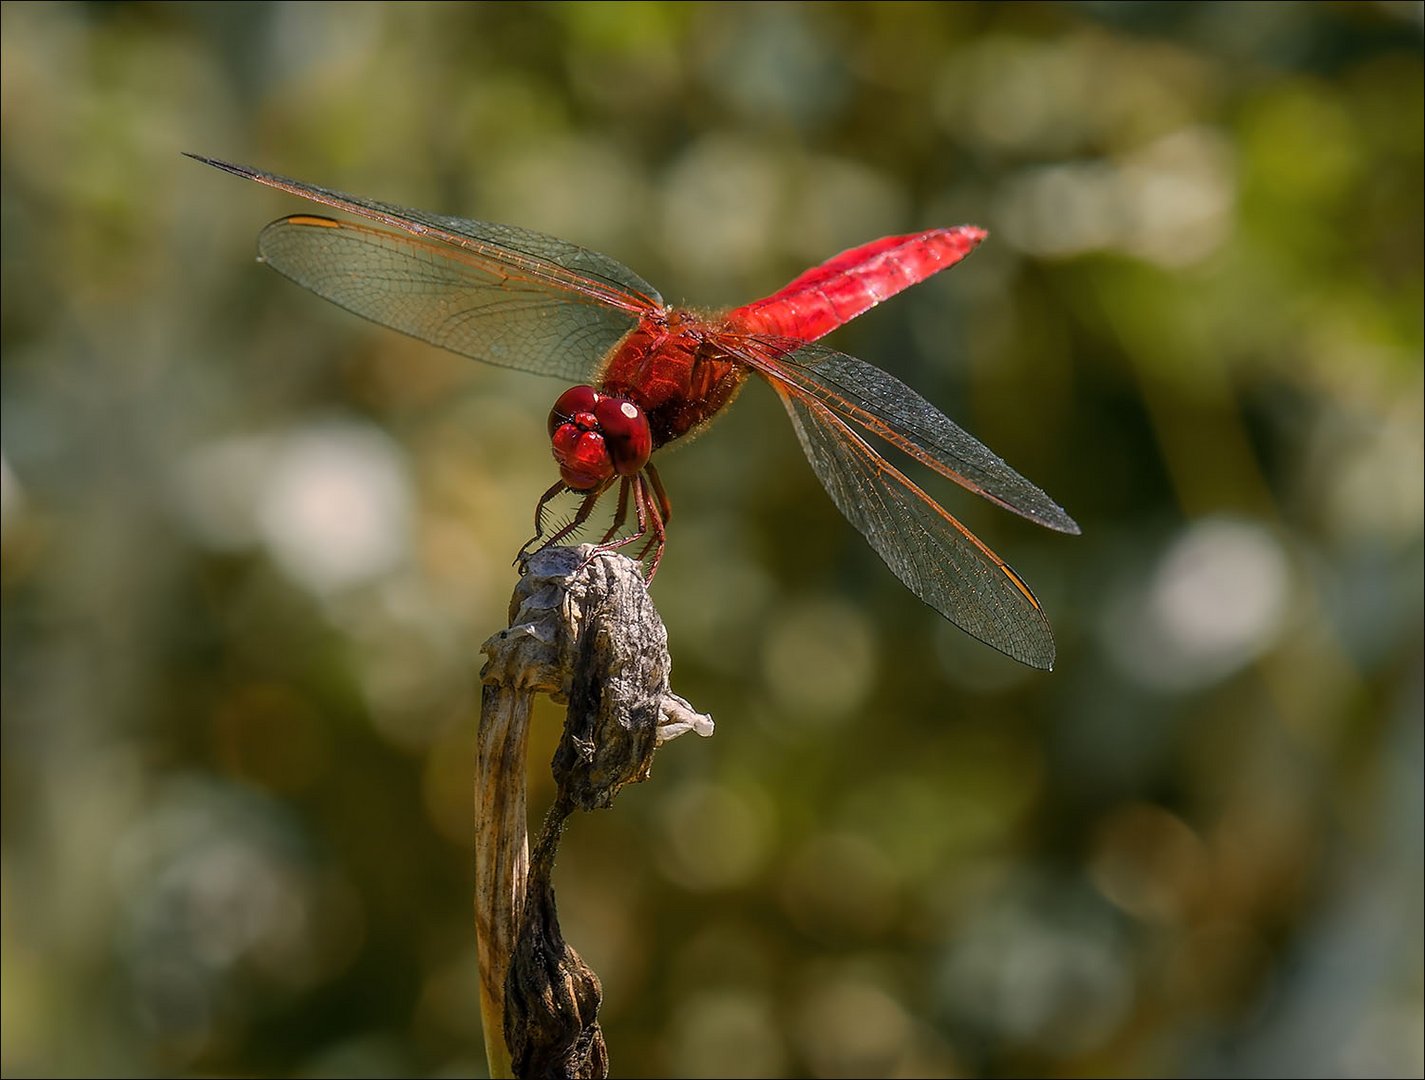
[189,154,1079,670]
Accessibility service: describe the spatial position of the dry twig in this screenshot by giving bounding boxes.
[475,546,712,1079]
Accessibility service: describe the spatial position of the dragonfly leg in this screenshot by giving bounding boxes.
[594,472,667,579]
[644,462,672,528]
[635,475,668,579]
[521,470,667,581]
[599,478,633,544]
[588,477,647,556]
[517,479,609,567]
[530,479,569,543]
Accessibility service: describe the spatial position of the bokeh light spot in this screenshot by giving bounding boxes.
[761,595,877,723]
[1102,517,1291,689]
[256,420,413,594]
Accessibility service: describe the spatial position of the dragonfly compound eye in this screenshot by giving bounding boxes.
[549,384,602,438]
[551,422,613,491]
[595,396,652,476]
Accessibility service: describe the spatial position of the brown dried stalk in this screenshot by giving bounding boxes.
[475,546,712,1079]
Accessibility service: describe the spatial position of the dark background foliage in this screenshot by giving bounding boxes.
[2,3,1421,1077]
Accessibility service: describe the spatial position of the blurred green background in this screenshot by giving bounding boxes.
[2,2,1421,1077]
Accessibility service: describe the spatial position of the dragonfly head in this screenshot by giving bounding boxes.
[548,385,652,490]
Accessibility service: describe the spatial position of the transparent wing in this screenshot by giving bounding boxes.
[774,385,1057,670]
[732,337,1079,534]
[188,154,664,315]
[257,215,642,382]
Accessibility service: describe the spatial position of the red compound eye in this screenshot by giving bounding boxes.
[551,424,612,490]
[549,384,601,437]
[595,396,652,476]
[548,384,613,489]
[546,385,649,489]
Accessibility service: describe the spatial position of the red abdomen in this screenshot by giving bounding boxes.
[728,226,987,341]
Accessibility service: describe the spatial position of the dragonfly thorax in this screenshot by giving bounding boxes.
[548,385,652,491]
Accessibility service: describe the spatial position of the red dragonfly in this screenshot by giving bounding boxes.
[190,154,1078,669]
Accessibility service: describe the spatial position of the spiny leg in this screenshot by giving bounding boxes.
[595,472,668,577]
[571,477,641,575]
[599,478,633,545]
[529,480,568,542]
[592,476,649,556]
[587,473,666,577]
[524,468,670,580]
[517,479,610,566]
[633,475,669,579]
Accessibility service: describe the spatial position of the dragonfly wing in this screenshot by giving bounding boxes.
[189,155,665,317]
[732,338,1079,535]
[773,385,1057,670]
[257,215,642,383]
